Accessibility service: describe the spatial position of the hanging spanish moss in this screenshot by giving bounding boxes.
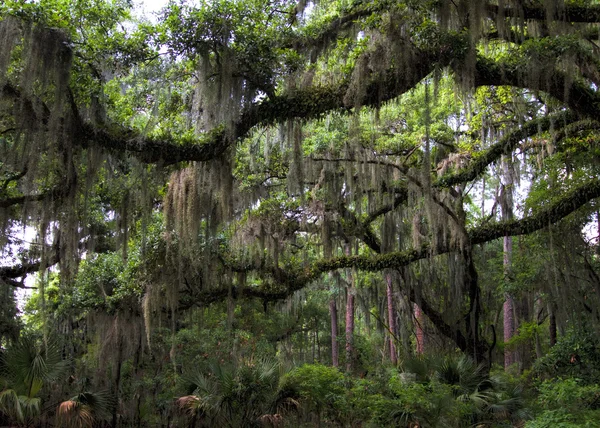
[192,47,251,134]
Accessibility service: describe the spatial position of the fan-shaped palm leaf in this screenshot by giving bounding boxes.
[57,390,113,428]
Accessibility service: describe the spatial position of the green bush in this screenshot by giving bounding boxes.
[534,326,600,383]
[282,364,347,423]
[526,378,600,428]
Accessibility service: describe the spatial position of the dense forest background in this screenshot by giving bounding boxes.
[2,0,600,426]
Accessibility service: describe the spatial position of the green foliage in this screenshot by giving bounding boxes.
[526,379,600,428]
[282,363,346,414]
[0,336,69,425]
[178,358,296,427]
[72,252,143,313]
[4,0,600,426]
[57,390,114,428]
[277,358,529,427]
[534,326,600,383]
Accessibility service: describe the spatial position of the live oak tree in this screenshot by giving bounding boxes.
[2,0,600,403]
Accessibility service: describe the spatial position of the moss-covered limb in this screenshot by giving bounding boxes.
[487,3,600,23]
[434,111,573,189]
[469,178,600,244]
[0,260,43,281]
[288,1,383,52]
[0,245,59,282]
[552,119,600,144]
[474,56,600,120]
[79,123,229,164]
[180,280,307,307]
[334,201,382,253]
[81,82,348,163]
[285,178,600,286]
[364,191,408,226]
[311,155,461,224]
[183,179,600,330]
[5,32,433,166]
[0,277,35,289]
[0,188,62,208]
[0,168,27,188]
[236,38,439,130]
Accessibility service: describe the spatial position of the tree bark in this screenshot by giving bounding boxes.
[414,303,425,355]
[503,288,516,367]
[112,335,124,428]
[345,245,355,373]
[385,273,398,364]
[329,277,339,367]
[502,156,517,369]
[345,291,355,372]
[549,304,557,347]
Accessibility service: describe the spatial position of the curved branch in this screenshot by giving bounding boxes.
[434,111,574,189]
[0,188,62,209]
[0,260,43,280]
[211,177,600,305]
[487,4,600,23]
[473,55,600,119]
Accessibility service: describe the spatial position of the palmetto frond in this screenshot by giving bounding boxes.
[178,358,294,427]
[57,399,95,428]
[57,390,113,428]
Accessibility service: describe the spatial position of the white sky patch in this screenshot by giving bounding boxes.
[1,225,38,311]
[133,0,170,22]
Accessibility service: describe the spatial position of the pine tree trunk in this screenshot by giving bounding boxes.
[316,321,320,361]
[345,244,355,372]
[502,157,517,369]
[386,273,398,365]
[345,289,355,372]
[597,210,600,256]
[503,237,516,368]
[330,297,339,367]
[415,303,425,354]
[112,336,124,428]
[549,305,557,347]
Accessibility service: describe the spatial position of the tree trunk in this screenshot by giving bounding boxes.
[502,157,517,369]
[549,304,557,347]
[345,244,355,373]
[345,288,355,372]
[112,335,124,428]
[597,209,600,256]
[503,239,516,368]
[330,297,339,367]
[414,303,425,355]
[386,273,398,364]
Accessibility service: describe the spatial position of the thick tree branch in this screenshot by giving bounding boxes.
[488,4,600,23]
[473,55,600,119]
[434,111,573,189]
[0,188,62,208]
[208,177,600,306]
[0,277,36,289]
[0,260,43,280]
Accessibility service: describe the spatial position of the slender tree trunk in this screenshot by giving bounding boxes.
[549,304,557,347]
[386,273,398,365]
[345,288,355,372]
[316,320,320,362]
[345,244,355,372]
[481,174,485,218]
[597,210,600,256]
[503,237,516,368]
[414,304,425,355]
[502,157,517,369]
[330,297,339,367]
[112,335,124,428]
[312,327,316,362]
